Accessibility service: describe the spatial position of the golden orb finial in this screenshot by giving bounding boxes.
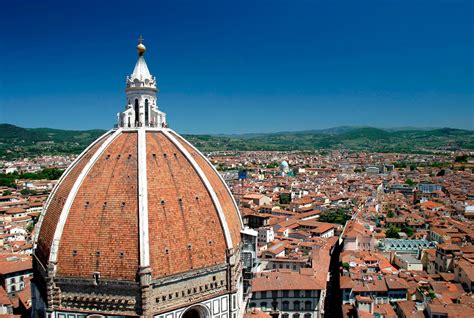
[137,35,146,55]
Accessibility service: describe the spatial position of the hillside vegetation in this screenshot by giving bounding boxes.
[184,127,473,153]
[0,124,105,160]
[0,124,472,159]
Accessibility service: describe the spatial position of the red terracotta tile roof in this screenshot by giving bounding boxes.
[251,270,325,292]
[0,255,32,275]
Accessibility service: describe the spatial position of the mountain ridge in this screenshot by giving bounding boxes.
[0,123,472,160]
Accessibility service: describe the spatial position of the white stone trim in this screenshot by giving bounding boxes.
[162,129,233,249]
[168,130,244,228]
[33,130,113,249]
[153,293,235,318]
[138,128,150,267]
[48,129,123,265]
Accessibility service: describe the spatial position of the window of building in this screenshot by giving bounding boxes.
[304,314,312,318]
[282,301,289,310]
[272,291,278,298]
[294,291,300,298]
[293,314,300,318]
[294,301,300,310]
[134,99,139,125]
[271,301,278,310]
[305,290,312,298]
[305,301,312,310]
[145,99,149,125]
[283,290,289,297]
[261,291,267,299]
[260,302,267,310]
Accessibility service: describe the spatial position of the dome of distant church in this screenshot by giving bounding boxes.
[32,38,244,318]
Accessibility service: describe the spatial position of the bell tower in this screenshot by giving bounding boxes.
[118,36,167,128]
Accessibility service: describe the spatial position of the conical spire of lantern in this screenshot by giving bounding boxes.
[118,36,166,129]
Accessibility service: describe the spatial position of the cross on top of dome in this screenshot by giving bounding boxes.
[137,35,146,56]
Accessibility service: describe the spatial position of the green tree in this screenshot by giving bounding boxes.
[266,162,279,168]
[2,190,12,196]
[401,225,414,237]
[25,223,34,233]
[279,193,291,205]
[455,155,468,163]
[386,226,400,239]
[0,168,64,188]
[386,211,395,218]
[20,189,36,196]
[319,209,350,225]
[0,176,16,188]
[405,179,416,186]
[393,162,407,169]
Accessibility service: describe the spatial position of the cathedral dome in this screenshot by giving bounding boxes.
[35,129,242,280]
[32,39,245,318]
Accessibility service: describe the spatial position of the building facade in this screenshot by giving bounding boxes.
[249,271,324,318]
[0,255,33,295]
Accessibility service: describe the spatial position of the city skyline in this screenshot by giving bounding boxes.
[1,0,473,134]
[0,2,473,316]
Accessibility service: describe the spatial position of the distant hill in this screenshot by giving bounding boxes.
[0,124,106,160]
[0,123,473,160]
[184,126,473,153]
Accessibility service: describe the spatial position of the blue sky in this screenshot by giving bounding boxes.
[0,0,473,134]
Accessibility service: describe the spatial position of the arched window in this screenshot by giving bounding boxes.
[305,301,312,310]
[304,314,312,318]
[260,302,267,310]
[134,99,139,126]
[293,301,300,310]
[181,305,209,318]
[145,99,149,125]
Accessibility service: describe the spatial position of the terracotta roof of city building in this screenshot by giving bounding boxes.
[251,270,325,291]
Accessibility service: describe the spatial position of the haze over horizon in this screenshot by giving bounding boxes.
[1,0,473,134]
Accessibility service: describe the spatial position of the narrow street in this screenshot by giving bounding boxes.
[324,239,343,318]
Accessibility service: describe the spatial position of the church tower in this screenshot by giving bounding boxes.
[32,39,246,318]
